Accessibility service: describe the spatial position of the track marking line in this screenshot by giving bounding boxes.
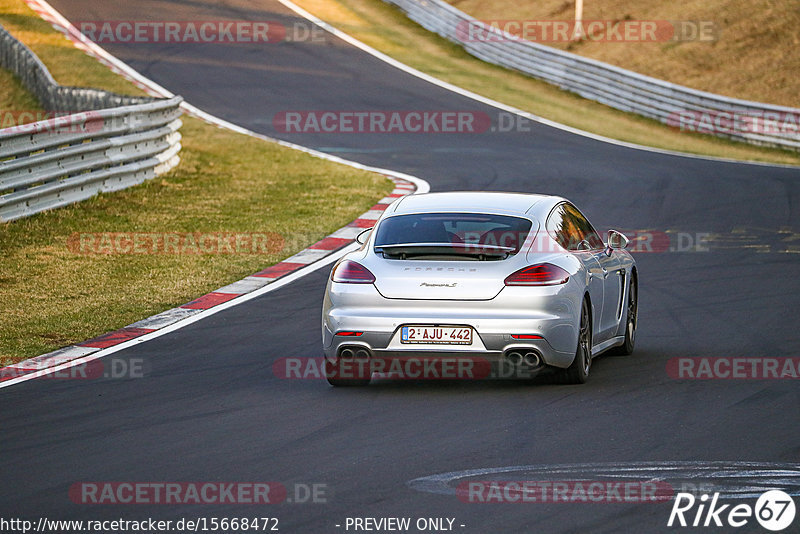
[1,242,356,389]
[2,0,430,390]
[408,461,800,499]
[270,0,799,169]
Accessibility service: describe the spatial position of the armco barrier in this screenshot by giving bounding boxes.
[0,24,151,111]
[0,23,182,221]
[383,0,800,151]
[0,98,183,221]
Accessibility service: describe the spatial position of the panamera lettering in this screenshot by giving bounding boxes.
[419,282,457,287]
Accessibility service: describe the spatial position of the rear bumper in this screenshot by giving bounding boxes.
[324,334,575,370]
[322,281,581,369]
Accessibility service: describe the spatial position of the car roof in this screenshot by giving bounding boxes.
[387,191,566,219]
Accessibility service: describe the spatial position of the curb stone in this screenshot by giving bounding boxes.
[1,0,425,383]
[0,177,416,382]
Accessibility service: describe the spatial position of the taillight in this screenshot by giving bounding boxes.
[331,260,376,284]
[504,263,569,286]
[511,334,543,339]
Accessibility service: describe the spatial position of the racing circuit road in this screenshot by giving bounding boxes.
[2,0,800,532]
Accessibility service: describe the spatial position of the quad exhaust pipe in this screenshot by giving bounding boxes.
[523,351,541,367]
[339,346,371,360]
[506,351,523,367]
[504,349,542,368]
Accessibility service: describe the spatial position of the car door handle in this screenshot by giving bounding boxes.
[602,268,609,278]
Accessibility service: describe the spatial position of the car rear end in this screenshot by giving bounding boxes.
[322,203,584,382]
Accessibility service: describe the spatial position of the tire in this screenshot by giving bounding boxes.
[324,358,371,387]
[560,298,592,384]
[610,274,637,356]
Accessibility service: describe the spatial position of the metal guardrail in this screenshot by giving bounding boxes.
[0,97,183,221]
[0,23,183,222]
[384,0,800,151]
[0,24,153,112]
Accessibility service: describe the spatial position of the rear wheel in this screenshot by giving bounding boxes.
[560,298,591,384]
[324,358,371,387]
[611,274,637,356]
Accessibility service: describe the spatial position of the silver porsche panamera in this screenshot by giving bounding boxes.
[322,192,637,386]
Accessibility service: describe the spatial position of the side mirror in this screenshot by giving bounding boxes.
[605,229,629,255]
[356,228,373,245]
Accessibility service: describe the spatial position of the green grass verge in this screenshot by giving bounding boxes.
[0,69,43,119]
[0,1,145,96]
[292,0,800,166]
[0,2,393,364]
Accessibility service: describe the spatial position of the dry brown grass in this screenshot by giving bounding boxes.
[0,69,43,119]
[447,0,800,107]
[292,0,800,164]
[0,0,145,95]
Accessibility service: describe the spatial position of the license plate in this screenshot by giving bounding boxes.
[401,325,472,345]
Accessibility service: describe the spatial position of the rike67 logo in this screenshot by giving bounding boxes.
[668,490,796,531]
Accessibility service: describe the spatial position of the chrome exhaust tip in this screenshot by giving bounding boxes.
[523,351,541,367]
[506,351,523,366]
[339,348,355,359]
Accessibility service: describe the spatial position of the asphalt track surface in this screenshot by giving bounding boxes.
[2,1,800,532]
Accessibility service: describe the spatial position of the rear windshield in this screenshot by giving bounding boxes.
[373,212,534,259]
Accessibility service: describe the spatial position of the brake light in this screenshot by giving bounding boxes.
[331,260,376,284]
[504,263,569,286]
[511,334,543,339]
[336,331,363,336]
